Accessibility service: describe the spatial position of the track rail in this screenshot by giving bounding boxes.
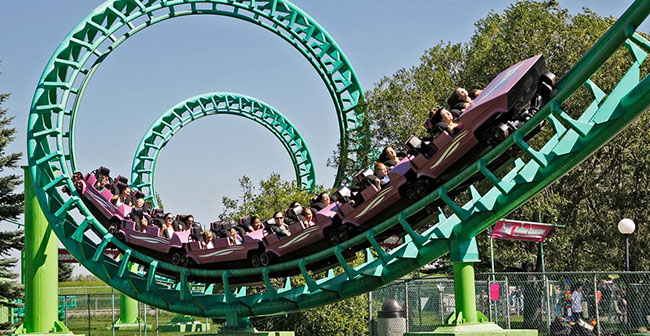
[131,92,317,207]
[27,0,650,320]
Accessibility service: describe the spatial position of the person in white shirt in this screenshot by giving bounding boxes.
[202,230,215,249]
[572,284,584,321]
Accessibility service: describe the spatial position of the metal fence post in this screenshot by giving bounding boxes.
[111,289,115,336]
[138,301,142,336]
[155,307,159,336]
[418,283,423,328]
[63,295,68,327]
[439,282,444,324]
[368,290,373,334]
[87,294,91,336]
[405,281,410,332]
[505,275,511,329]
[544,273,551,334]
[594,273,600,336]
[144,303,148,336]
[487,277,493,323]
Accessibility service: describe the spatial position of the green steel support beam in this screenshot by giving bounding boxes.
[131,92,316,207]
[14,168,70,335]
[25,0,650,323]
[451,262,478,324]
[60,0,364,187]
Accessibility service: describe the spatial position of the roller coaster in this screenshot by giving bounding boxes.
[26,0,650,331]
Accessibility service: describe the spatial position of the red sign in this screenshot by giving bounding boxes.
[490,283,500,301]
[491,219,553,242]
[58,249,121,263]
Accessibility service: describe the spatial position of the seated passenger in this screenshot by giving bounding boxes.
[94,175,110,192]
[310,192,331,212]
[63,171,84,195]
[111,185,132,206]
[378,146,402,169]
[132,191,150,212]
[373,162,390,189]
[272,211,291,238]
[182,215,196,231]
[302,208,314,227]
[228,227,243,245]
[447,87,472,114]
[202,230,215,249]
[161,212,175,238]
[139,215,150,233]
[285,202,306,226]
[469,88,482,100]
[250,216,263,231]
[439,108,462,136]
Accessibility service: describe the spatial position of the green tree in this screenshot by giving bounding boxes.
[221,173,318,221]
[362,1,650,324]
[364,0,647,272]
[221,175,368,335]
[0,86,25,333]
[253,294,368,336]
[58,263,73,282]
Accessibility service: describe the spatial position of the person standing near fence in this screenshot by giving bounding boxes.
[572,284,584,321]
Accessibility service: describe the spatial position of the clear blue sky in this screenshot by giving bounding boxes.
[0,1,647,274]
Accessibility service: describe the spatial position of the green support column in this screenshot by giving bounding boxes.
[452,262,478,324]
[408,237,536,335]
[107,263,150,331]
[14,167,70,335]
[118,294,138,325]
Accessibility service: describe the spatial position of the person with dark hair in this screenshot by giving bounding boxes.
[272,211,291,238]
[447,87,473,113]
[311,192,330,212]
[183,215,196,231]
[228,227,243,245]
[94,175,110,192]
[469,88,482,100]
[250,216,263,231]
[161,212,175,238]
[111,185,132,206]
[437,108,462,136]
[378,146,401,169]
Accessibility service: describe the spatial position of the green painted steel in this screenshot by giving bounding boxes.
[117,263,140,326]
[19,167,68,334]
[56,0,363,187]
[131,92,316,207]
[452,263,478,324]
[26,0,650,322]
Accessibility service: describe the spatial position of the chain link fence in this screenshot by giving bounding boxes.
[370,272,650,335]
[55,288,215,336]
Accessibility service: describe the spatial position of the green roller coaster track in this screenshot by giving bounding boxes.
[131,92,317,208]
[42,0,365,187]
[26,0,650,329]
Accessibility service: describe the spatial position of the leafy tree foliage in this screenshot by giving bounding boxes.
[364,0,649,275]
[253,294,368,336]
[220,174,367,335]
[0,87,24,332]
[220,173,322,221]
[58,263,74,282]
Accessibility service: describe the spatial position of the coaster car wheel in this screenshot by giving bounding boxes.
[180,255,189,267]
[259,252,271,267]
[250,252,262,268]
[171,252,182,266]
